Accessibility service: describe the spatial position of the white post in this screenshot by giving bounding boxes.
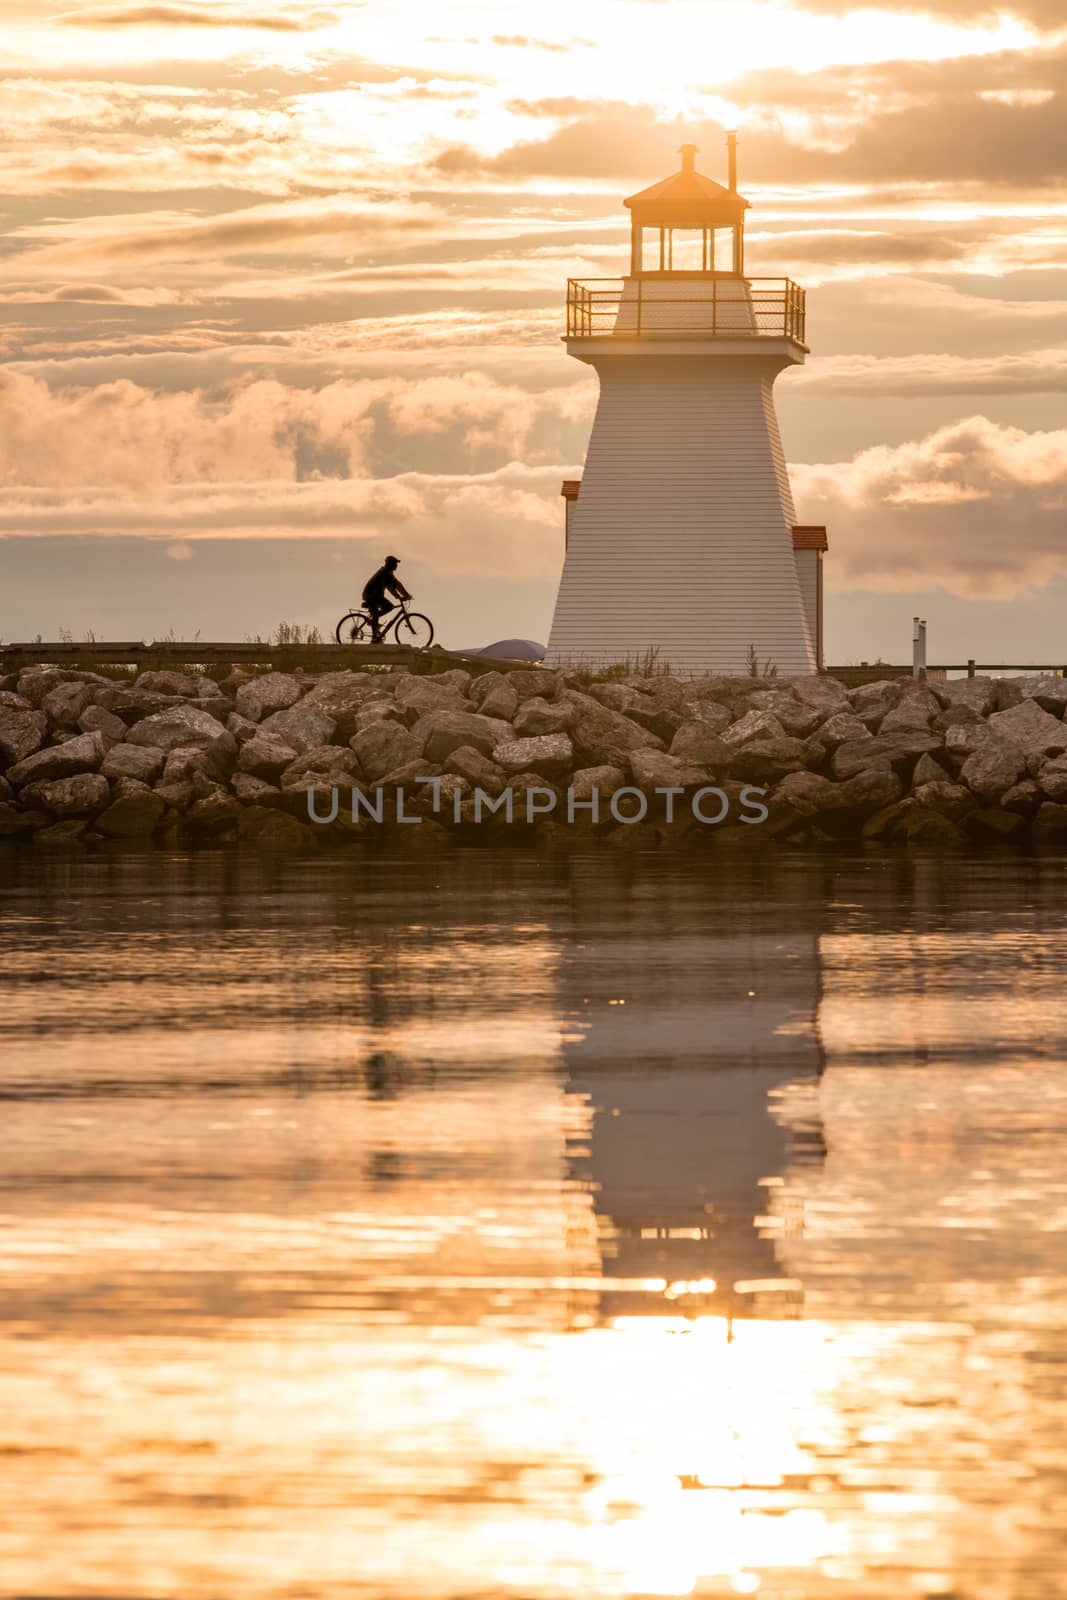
[913,617,927,680]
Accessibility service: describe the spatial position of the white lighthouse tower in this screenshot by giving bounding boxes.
[547,137,818,676]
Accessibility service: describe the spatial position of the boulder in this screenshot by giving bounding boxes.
[1001,779,1042,816]
[507,668,560,702]
[834,766,903,814]
[153,780,196,811]
[134,669,198,696]
[0,703,48,766]
[160,745,229,786]
[679,699,733,735]
[95,790,166,837]
[832,729,941,779]
[237,736,299,781]
[33,819,89,847]
[492,733,574,779]
[225,712,259,745]
[78,703,127,744]
[7,730,106,788]
[849,679,905,715]
[986,697,1067,759]
[514,697,575,738]
[1035,758,1067,804]
[0,775,10,803]
[257,703,336,755]
[911,751,950,787]
[21,772,109,817]
[232,773,283,806]
[1021,674,1067,717]
[127,706,238,773]
[41,681,94,728]
[570,703,662,768]
[350,702,406,734]
[747,691,823,737]
[17,668,87,707]
[413,709,513,764]
[237,807,309,850]
[772,771,840,814]
[473,675,520,721]
[588,682,642,713]
[913,781,975,821]
[629,748,708,789]
[960,743,1025,804]
[895,807,965,847]
[943,721,998,763]
[814,710,873,751]
[666,723,732,771]
[625,704,688,743]
[444,745,507,796]
[878,687,942,733]
[234,672,304,723]
[280,744,359,784]
[300,672,393,735]
[376,758,437,789]
[101,742,166,783]
[394,675,470,716]
[110,776,154,802]
[350,721,424,782]
[721,709,787,747]
[186,792,244,835]
[933,702,984,734]
[937,677,998,718]
[569,764,627,801]
[991,678,1026,712]
[730,736,819,783]
[790,676,849,712]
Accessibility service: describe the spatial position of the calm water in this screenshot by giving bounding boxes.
[1,846,1066,1600]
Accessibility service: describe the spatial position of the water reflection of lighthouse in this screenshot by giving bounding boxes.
[557,860,827,1320]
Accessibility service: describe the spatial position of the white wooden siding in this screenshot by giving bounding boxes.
[547,352,817,675]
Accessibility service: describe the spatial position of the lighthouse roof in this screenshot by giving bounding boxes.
[625,144,749,229]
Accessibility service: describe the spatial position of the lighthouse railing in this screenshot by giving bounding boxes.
[566,277,807,343]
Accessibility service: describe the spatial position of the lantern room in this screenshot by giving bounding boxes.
[625,136,748,277]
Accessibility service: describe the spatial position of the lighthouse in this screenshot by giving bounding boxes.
[547,137,819,676]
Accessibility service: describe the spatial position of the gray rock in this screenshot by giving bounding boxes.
[33,819,89,847]
[721,709,787,747]
[134,669,198,696]
[773,771,840,814]
[110,776,153,801]
[815,711,872,750]
[912,780,975,820]
[1036,758,1067,804]
[350,701,406,734]
[570,703,662,767]
[1020,674,1067,716]
[238,736,299,781]
[0,703,48,766]
[413,708,513,764]
[394,675,470,715]
[960,743,1025,803]
[849,679,906,714]
[878,687,942,732]
[257,703,336,755]
[444,745,507,796]
[187,791,244,834]
[160,745,225,786]
[747,690,823,737]
[225,712,259,744]
[193,675,227,700]
[569,764,627,801]
[8,731,106,788]
[234,672,304,723]
[127,706,239,776]
[1001,779,1042,815]
[790,676,849,712]
[629,748,708,789]
[78,704,127,744]
[95,790,166,837]
[943,721,998,762]
[237,807,310,850]
[507,668,560,703]
[279,746,361,792]
[964,808,1027,842]
[625,704,688,743]
[17,668,86,707]
[588,682,642,713]
[729,735,820,784]
[101,742,166,783]
[21,772,110,817]
[933,702,983,734]
[836,766,903,813]
[987,697,1067,758]
[376,759,437,788]
[42,681,94,728]
[912,751,950,787]
[937,677,998,718]
[0,802,48,836]
[832,729,941,779]
[153,780,196,811]
[991,678,1026,712]
[492,733,574,778]
[679,699,733,735]
[473,676,520,721]
[514,697,575,738]
[350,721,423,782]
[300,671,393,734]
[232,773,282,806]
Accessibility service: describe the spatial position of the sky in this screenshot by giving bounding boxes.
[3,0,1067,663]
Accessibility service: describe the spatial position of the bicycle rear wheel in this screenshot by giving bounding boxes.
[335,611,372,645]
[394,611,434,649]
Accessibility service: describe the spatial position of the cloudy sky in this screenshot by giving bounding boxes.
[3,0,1067,662]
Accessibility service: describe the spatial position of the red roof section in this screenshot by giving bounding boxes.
[792,525,829,551]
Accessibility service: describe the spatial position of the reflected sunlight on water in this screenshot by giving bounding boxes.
[1,849,1066,1598]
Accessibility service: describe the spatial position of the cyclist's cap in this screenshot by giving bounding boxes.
[384,554,400,566]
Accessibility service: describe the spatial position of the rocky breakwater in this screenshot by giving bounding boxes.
[3,661,1067,850]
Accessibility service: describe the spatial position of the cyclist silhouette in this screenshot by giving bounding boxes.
[361,555,412,643]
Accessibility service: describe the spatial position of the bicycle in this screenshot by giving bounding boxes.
[334,598,435,649]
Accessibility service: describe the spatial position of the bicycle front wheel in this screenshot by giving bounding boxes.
[335,611,372,645]
[395,612,434,649]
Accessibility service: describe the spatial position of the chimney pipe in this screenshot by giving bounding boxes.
[726,130,737,192]
[679,143,697,174]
